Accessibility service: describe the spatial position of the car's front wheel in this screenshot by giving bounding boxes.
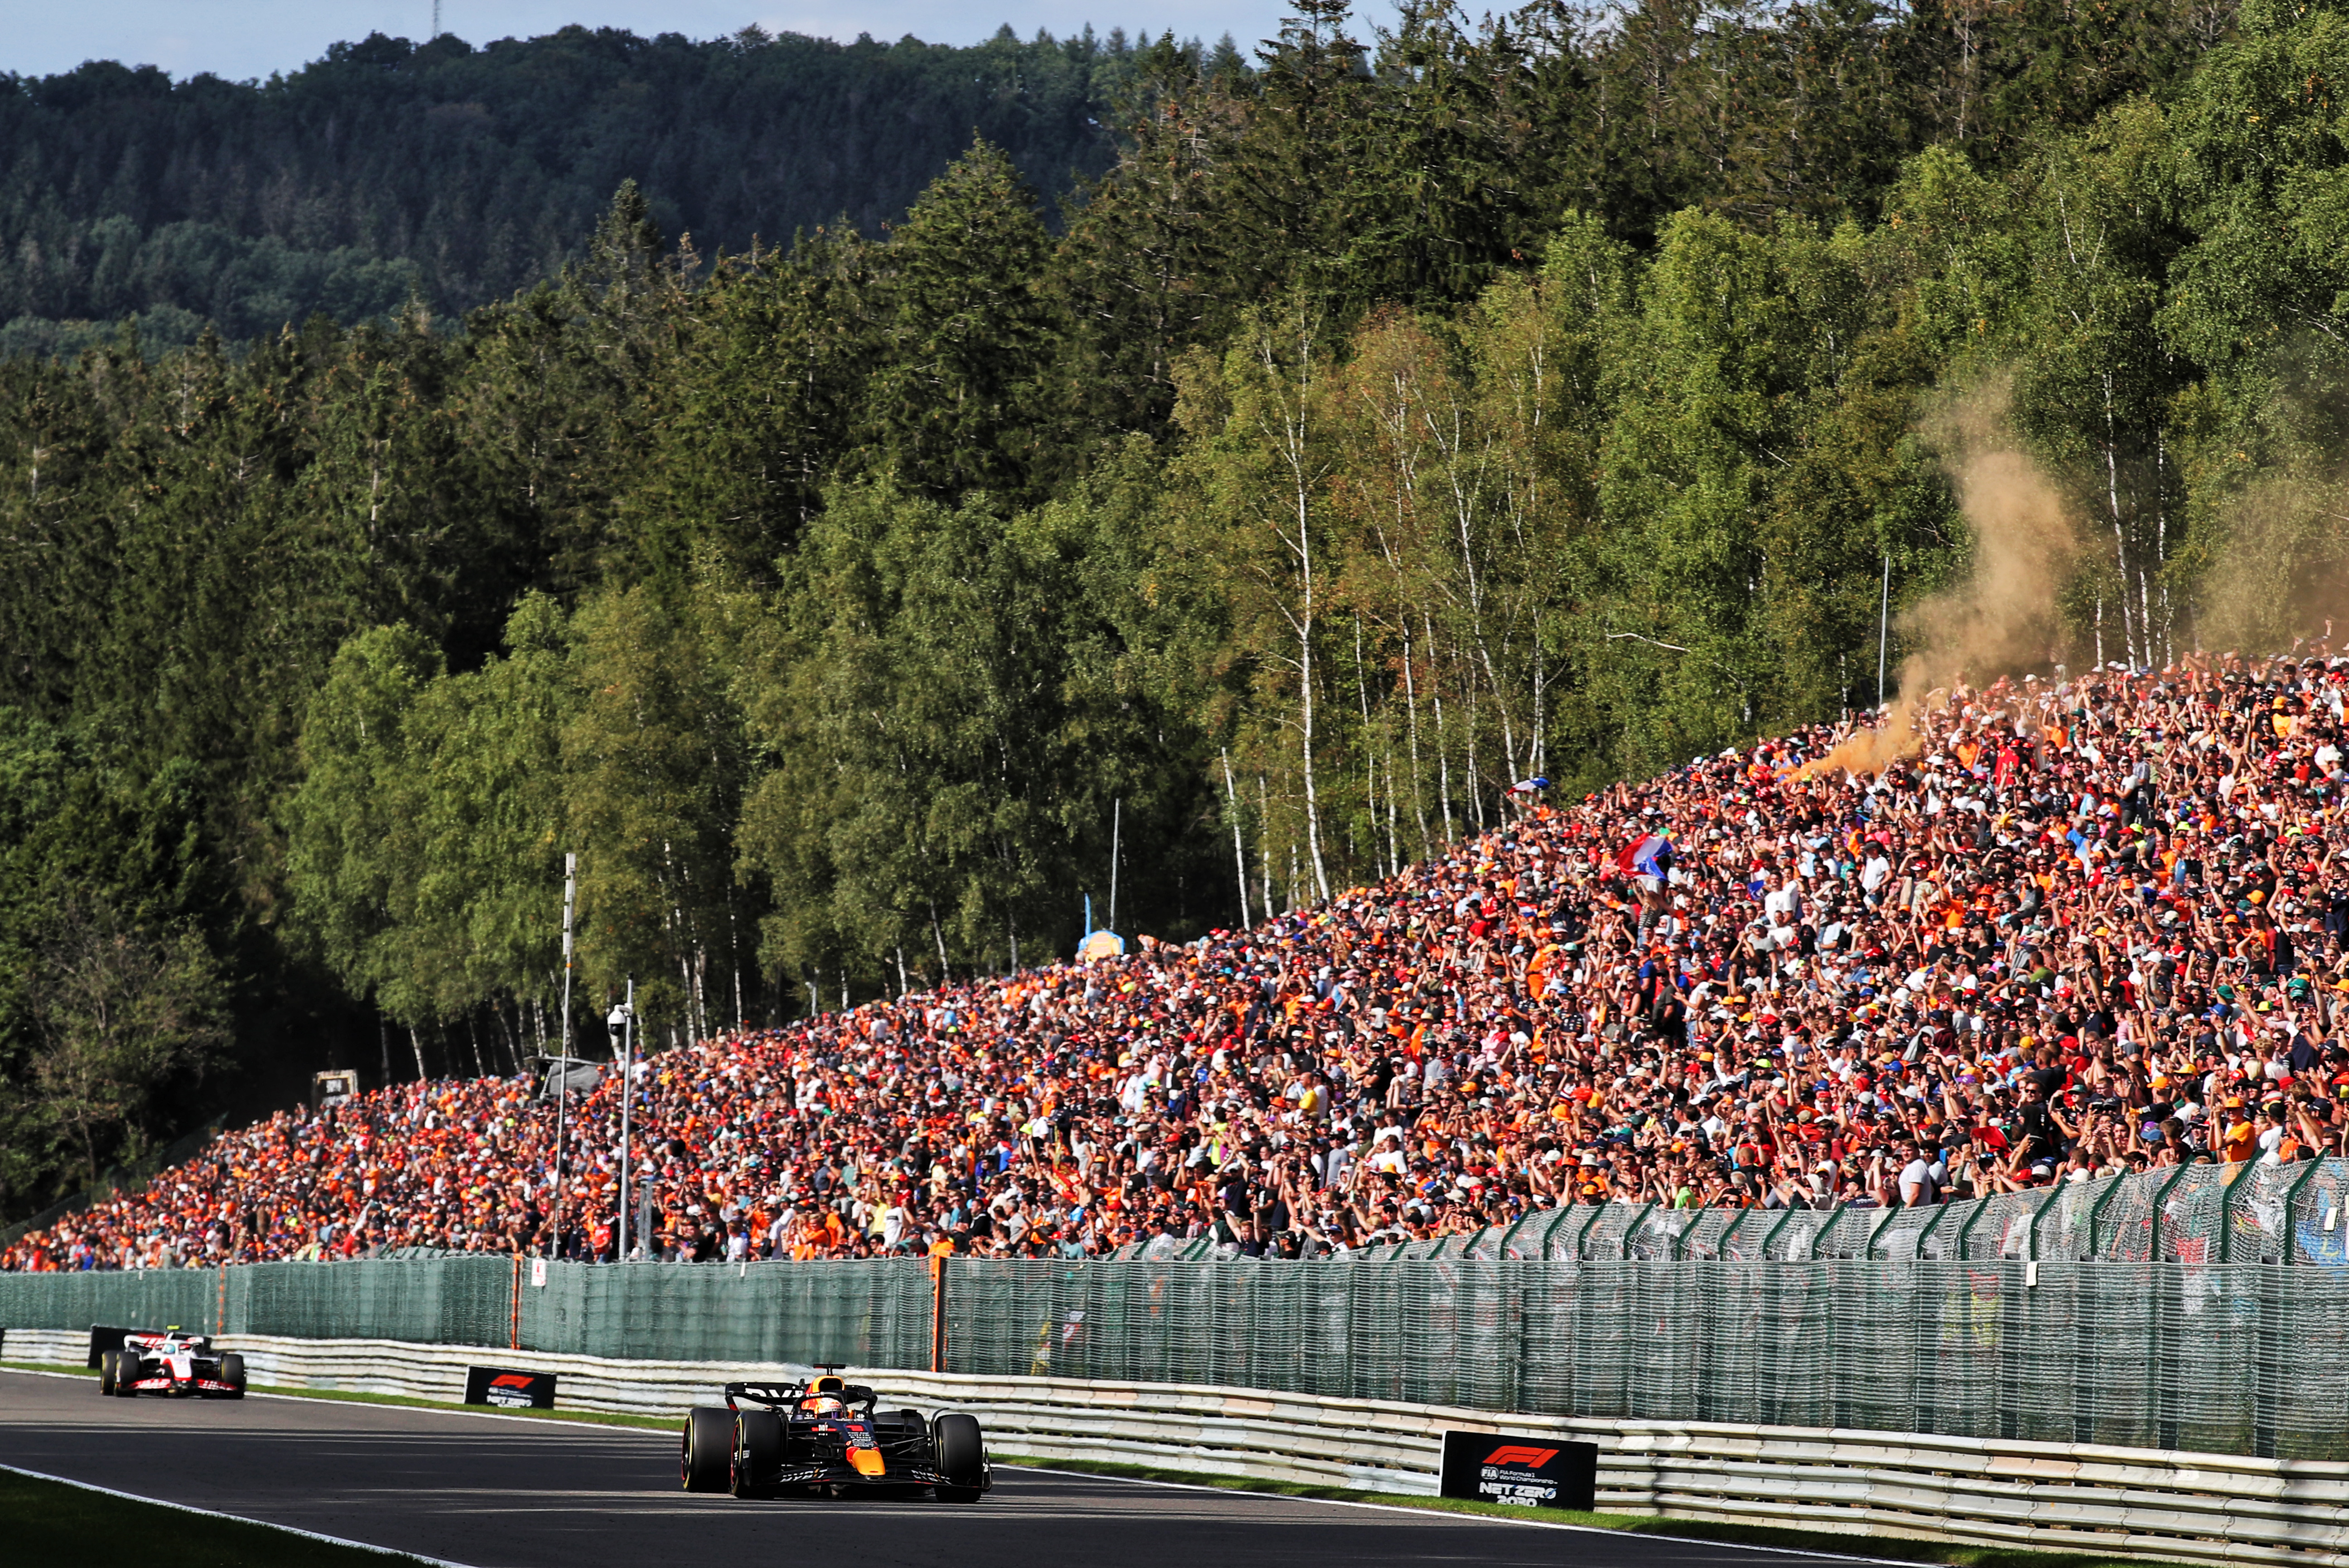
[932,1411,985,1503]
[681,1406,733,1493]
[220,1352,246,1399]
[732,1409,783,1498]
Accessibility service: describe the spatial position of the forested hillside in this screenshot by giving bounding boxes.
[0,24,1129,355]
[8,0,2348,1224]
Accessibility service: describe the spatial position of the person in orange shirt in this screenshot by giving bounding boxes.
[2219,1097,2257,1163]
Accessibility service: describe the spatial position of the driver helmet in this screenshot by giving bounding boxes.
[800,1374,847,1415]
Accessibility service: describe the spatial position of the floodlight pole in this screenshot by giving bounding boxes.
[613,979,634,1261]
[554,852,576,1259]
[1877,555,1891,709]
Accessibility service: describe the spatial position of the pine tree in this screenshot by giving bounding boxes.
[862,140,1056,502]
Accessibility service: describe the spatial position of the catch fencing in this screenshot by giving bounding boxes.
[8,1158,2349,1460]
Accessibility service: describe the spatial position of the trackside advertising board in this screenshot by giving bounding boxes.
[1438,1431,1597,1510]
[464,1366,558,1409]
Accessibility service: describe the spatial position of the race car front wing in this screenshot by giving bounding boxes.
[761,1462,957,1489]
[121,1371,242,1395]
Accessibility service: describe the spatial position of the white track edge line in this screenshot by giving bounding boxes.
[1002,1462,1931,1566]
[0,1460,473,1566]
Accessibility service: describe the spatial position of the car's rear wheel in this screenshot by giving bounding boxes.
[932,1411,984,1503]
[114,1357,138,1398]
[732,1409,783,1498]
[98,1351,117,1396]
[680,1406,733,1493]
[220,1352,246,1399]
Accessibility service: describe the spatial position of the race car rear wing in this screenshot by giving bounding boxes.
[88,1325,214,1367]
[724,1380,878,1413]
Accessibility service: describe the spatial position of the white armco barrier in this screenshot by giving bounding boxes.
[6,1327,2343,1568]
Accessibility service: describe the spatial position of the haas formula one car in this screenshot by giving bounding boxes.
[680,1370,989,1501]
[100,1329,247,1399]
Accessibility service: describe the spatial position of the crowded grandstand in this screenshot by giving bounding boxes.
[8,655,2344,1274]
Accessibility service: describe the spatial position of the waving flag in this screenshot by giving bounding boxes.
[1616,833,1674,880]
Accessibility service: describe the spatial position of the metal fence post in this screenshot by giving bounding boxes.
[2281,1157,2323,1266]
[1718,1204,1754,1255]
[1572,1203,1607,1260]
[1621,1202,1656,1260]
[2024,1182,2066,1262]
[930,1254,948,1373]
[1954,1194,1991,1259]
[1863,1204,1901,1259]
[2218,1163,2244,1265]
[2256,1159,2323,1459]
[1911,1199,1954,1259]
[2148,1158,2199,1261]
[2085,1175,2127,1260]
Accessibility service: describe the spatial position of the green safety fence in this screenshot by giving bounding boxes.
[8,1158,2349,1459]
[0,1254,932,1369]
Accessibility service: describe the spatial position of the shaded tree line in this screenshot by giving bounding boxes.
[0,22,1134,354]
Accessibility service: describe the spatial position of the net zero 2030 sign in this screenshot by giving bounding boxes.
[1438,1431,1598,1510]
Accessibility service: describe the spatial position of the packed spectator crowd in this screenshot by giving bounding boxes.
[13,652,2349,1273]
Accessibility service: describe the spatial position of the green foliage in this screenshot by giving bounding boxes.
[30,0,2349,1226]
[0,27,1132,347]
[738,470,1211,984]
[0,712,229,1211]
[863,141,1060,502]
[616,228,878,584]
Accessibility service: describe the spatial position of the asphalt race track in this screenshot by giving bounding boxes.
[0,1368,1883,1568]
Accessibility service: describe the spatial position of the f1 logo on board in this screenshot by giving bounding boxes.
[1439,1431,1597,1511]
[1483,1446,1560,1468]
[464,1365,559,1409]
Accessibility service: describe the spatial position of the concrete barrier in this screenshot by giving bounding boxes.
[6,1327,2341,1566]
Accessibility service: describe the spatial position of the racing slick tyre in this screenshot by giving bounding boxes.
[932,1412,984,1503]
[99,1351,117,1396]
[220,1353,247,1399]
[731,1409,783,1499]
[681,1406,733,1493]
[114,1356,138,1398]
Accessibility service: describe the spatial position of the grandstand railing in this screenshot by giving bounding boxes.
[6,1159,2349,1461]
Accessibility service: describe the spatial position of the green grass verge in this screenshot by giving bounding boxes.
[0,1466,414,1566]
[998,1456,2205,1568]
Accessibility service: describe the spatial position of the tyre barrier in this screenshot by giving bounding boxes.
[6,1327,2344,1566]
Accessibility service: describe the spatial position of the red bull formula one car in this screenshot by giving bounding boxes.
[99,1329,247,1399]
[680,1370,989,1501]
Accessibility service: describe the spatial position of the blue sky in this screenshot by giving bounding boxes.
[10,2,1325,82]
